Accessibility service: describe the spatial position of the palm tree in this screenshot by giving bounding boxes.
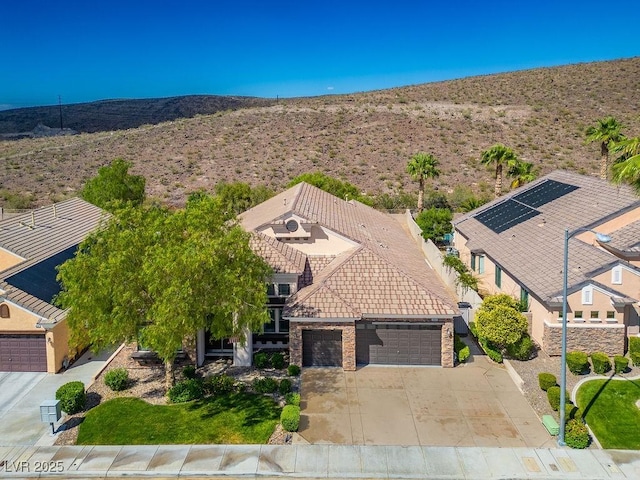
[611,136,640,194]
[507,160,537,189]
[585,116,625,180]
[480,144,517,198]
[406,152,440,211]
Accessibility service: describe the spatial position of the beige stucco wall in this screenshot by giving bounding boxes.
[261,224,357,256]
[0,301,40,332]
[0,247,24,272]
[576,206,640,240]
[47,321,70,373]
[593,267,640,304]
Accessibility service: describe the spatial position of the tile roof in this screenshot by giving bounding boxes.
[454,170,640,303]
[0,198,106,321]
[241,183,458,319]
[249,232,307,274]
[607,219,640,254]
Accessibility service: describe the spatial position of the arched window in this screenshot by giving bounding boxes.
[0,304,9,318]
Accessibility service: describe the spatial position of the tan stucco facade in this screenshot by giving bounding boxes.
[260,224,357,256]
[0,300,69,373]
[0,247,24,273]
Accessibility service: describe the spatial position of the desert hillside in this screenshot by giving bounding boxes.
[1,57,639,207]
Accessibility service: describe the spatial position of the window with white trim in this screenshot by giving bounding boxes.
[581,286,593,305]
[606,311,616,322]
[590,311,600,322]
[574,311,584,322]
[478,255,485,274]
[612,266,622,285]
[495,265,502,288]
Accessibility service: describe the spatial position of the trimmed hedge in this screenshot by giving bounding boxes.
[565,402,583,422]
[271,352,285,370]
[281,405,300,432]
[278,378,292,395]
[253,377,278,394]
[614,355,629,374]
[566,351,589,375]
[254,352,269,369]
[547,386,570,411]
[104,368,129,391]
[565,419,590,449]
[168,379,204,403]
[506,335,534,360]
[56,381,86,414]
[287,364,301,376]
[630,352,640,367]
[629,336,640,353]
[285,392,301,406]
[538,372,557,391]
[590,352,611,375]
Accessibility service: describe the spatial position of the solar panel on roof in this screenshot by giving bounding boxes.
[513,179,579,208]
[5,245,77,304]
[474,199,540,234]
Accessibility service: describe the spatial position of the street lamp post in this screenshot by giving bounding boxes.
[558,228,611,446]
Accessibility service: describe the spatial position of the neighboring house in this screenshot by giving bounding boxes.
[453,170,640,356]
[195,182,458,369]
[0,198,105,372]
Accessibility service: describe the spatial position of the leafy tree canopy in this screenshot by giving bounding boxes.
[287,172,371,205]
[56,195,272,387]
[475,294,528,349]
[81,158,145,212]
[210,181,275,216]
[415,207,453,242]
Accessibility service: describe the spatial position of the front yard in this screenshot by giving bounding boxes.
[77,393,281,445]
[576,378,640,450]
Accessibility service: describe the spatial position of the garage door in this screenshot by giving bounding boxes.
[356,324,442,365]
[0,334,47,372]
[302,330,342,367]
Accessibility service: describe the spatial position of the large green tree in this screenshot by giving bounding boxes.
[406,152,441,211]
[611,137,640,194]
[287,172,370,204]
[475,294,528,350]
[212,181,275,216]
[585,117,625,180]
[81,158,146,211]
[415,207,453,242]
[481,144,518,198]
[507,160,537,189]
[57,195,272,389]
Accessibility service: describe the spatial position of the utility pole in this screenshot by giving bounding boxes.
[58,95,63,130]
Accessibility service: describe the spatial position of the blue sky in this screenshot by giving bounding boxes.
[2,0,638,109]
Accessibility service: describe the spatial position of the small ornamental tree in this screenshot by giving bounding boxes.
[475,294,528,351]
[81,158,145,211]
[415,207,453,242]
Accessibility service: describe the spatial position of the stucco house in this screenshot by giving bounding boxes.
[453,170,640,356]
[195,182,458,369]
[0,198,105,372]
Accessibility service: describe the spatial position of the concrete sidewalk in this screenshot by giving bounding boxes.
[0,444,639,478]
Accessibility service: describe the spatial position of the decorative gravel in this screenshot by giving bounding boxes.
[55,344,297,446]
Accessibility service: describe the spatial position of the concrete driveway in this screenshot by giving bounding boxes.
[0,349,112,446]
[298,356,554,448]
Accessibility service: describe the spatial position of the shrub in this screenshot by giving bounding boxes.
[480,338,503,363]
[614,355,629,374]
[104,368,129,391]
[271,352,285,370]
[506,335,534,360]
[285,392,301,406]
[278,378,292,395]
[565,419,590,449]
[547,386,570,411]
[287,364,301,376]
[168,379,204,403]
[454,335,470,363]
[565,402,583,422]
[204,374,236,395]
[253,377,278,394]
[56,381,86,414]
[538,372,557,391]
[281,405,300,432]
[631,352,640,367]
[629,336,640,353]
[590,352,611,375]
[566,351,589,375]
[254,352,269,369]
[458,345,471,363]
[469,321,478,338]
[182,365,197,379]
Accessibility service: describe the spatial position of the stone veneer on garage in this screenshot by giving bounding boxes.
[290,320,455,369]
[542,321,626,356]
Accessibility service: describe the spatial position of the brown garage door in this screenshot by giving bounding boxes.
[356,324,442,365]
[302,330,342,367]
[0,334,47,372]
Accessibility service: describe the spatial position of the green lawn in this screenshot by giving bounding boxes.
[77,392,281,445]
[576,378,640,449]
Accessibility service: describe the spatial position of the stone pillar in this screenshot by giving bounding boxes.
[182,334,197,364]
[441,321,454,367]
[289,323,302,367]
[342,324,356,371]
[233,329,253,367]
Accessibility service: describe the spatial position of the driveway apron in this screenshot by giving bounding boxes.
[299,356,554,447]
